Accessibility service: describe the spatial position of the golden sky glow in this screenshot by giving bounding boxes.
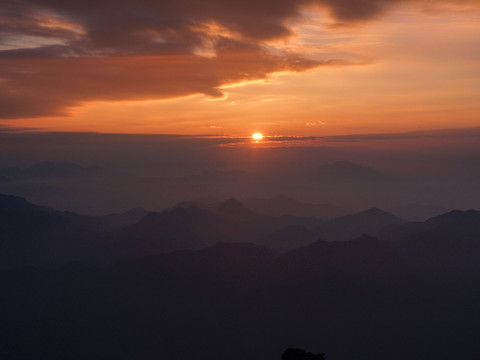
[1,1,479,137]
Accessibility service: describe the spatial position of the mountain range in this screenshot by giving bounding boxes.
[1,193,477,269]
[1,192,480,359]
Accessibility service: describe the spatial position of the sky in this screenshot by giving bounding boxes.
[0,127,479,214]
[1,0,479,136]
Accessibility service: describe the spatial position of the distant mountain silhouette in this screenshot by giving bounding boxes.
[166,200,209,211]
[245,195,350,220]
[378,209,480,276]
[378,209,480,242]
[99,207,150,229]
[114,198,323,257]
[388,203,450,221]
[424,209,480,231]
[3,192,479,285]
[211,197,258,221]
[0,193,102,268]
[314,207,406,241]
[0,193,69,238]
[276,235,405,282]
[117,205,227,255]
[0,194,148,268]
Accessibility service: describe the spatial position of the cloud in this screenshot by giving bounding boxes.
[0,38,324,118]
[2,0,477,51]
[0,0,478,119]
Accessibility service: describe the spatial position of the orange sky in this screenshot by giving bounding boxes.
[1,1,479,136]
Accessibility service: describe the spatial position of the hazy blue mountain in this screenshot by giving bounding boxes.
[211,197,259,221]
[165,200,209,211]
[0,194,324,267]
[315,207,407,241]
[378,209,480,243]
[0,193,102,268]
[116,205,228,255]
[375,209,480,281]
[114,198,323,257]
[99,207,150,228]
[0,193,69,239]
[0,194,147,268]
[388,203,450,221]
[244,195,350,220]
[262,207,408,250]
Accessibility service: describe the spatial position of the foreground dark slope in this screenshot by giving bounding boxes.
[2,209,480,360]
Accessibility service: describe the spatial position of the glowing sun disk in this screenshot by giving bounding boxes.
[252,133,263,140]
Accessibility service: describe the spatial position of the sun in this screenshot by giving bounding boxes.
[252,133,263,140]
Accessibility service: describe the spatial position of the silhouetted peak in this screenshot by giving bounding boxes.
[167,200,208,211]
[164,205,206,218]
[203,241,272,256]
[388,203,450,221]
[282,348,325,360]
[424,209,480,233]
[348,234,381,245]
[137,205,206,225]
[245,195,350,220]
[215,198,255,217]
[426,209,480,223]
[0,193,40,213]
[292,239,330,252]
[361,207,384,214]
[327,207,405,225]
[359,207,399,218]
[349,207,405,222]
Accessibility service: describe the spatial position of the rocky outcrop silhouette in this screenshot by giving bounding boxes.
[282,348,325,360]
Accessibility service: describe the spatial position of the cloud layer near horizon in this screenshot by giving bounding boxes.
[0,0,478,119]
